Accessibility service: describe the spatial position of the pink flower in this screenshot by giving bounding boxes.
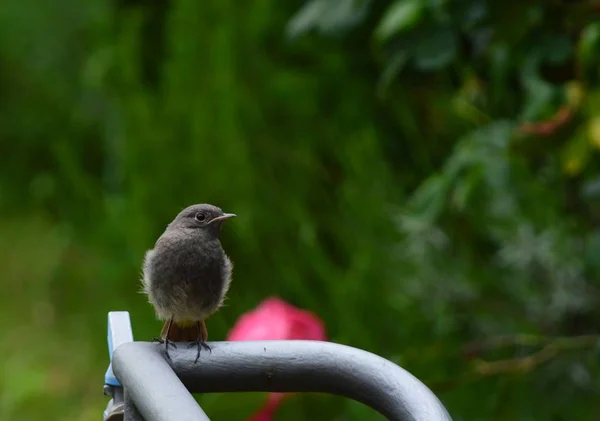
[227,297,327,342]
[226,297,327,420]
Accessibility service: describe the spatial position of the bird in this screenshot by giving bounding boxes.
[141,203,236,362]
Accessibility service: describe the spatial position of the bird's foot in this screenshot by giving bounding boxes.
[164,339,178,360]
[152,336,177,348]
[152,336,177,360]
[187,340,211,363]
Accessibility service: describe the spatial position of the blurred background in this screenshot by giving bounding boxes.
[2,0,600,420]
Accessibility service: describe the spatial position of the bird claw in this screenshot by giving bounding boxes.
[152,336,177,360]
[153,337,177,348]
[187,340,211,363]
[165,340,177,360]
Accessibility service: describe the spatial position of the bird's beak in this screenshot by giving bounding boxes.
[210,213,236,223]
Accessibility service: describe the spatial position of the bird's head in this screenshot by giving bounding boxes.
[168,203,236,237]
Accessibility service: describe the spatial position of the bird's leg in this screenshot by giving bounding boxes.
[200,320,211,352]
[187,320,211,363]
[187,321,202,363]
[154,317,177,360]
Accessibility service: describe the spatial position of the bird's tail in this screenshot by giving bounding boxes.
[160,319,208,342]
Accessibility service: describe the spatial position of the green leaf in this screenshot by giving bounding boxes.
[285,0,330,39]
[376,50,409,97]
[374,0,424,43]
[560,129,591,176]
[519,54,557,121]
[286,0,369,39]
[541,33,572,64]
[407,174,450,222]
[451,170,482,211]
[578,22,600,82]
[413,25,457,70]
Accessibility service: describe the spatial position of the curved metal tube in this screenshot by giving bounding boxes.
[113,341,211,421]
[113,340,452,421]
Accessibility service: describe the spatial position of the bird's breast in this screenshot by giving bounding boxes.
[150,232,226,292]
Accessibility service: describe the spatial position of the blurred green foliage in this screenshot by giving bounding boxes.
[2,0,600,420]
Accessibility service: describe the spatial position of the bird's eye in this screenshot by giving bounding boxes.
[195,212,207,223]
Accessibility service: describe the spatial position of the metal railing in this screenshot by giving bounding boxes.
[103,311,453,421]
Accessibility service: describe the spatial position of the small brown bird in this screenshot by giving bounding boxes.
[141,204,236,362]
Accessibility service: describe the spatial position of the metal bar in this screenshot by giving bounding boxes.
[113,340,452,421]
[113,340,211,421]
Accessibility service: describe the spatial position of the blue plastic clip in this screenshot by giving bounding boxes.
[104,311,134,387]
